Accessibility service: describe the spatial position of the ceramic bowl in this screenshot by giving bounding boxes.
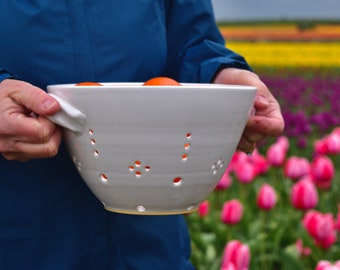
[47,82,256,215]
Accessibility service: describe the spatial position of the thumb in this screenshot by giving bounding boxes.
[11,83,60,116]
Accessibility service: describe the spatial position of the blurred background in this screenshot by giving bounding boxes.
[211,0,340,22]
[186,2,340,270]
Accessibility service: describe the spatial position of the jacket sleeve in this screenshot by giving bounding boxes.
[165,0,251,83]
[0,68,20,82]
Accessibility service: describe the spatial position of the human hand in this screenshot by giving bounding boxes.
[0,79,62,161]
[214,68,284,153]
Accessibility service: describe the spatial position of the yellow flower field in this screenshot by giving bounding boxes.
[219,24,340,41]
[227,42,340,67]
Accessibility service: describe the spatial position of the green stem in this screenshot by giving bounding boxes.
[260,210,269,270]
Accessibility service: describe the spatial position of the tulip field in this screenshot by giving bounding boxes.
[186,24,340,270]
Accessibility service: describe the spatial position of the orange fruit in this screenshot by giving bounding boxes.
[143,77,181,86]
[75,82,103,86]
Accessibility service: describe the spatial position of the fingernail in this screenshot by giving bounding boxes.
[256,95,269,106]
[42,98,58,110]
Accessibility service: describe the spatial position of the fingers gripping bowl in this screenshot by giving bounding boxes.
[47,82,256,215]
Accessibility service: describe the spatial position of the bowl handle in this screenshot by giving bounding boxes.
[46,94,86,133]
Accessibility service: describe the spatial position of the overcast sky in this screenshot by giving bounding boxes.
[211,0,340,21]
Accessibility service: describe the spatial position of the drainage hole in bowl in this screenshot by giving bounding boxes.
[77,162,82,172]
[187,205,195,211]
[94,150,100,158]
[100,173,108,183]
[136,205,146,213]
[181,154,188,162]
[129,161,151,177]
[211,157,225,175]
[71,156,82,172]
[134,160,141,167]
[217,158,224,168]
[173,177,182,186]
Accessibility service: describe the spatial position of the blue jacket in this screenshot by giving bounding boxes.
[0,1,250,269]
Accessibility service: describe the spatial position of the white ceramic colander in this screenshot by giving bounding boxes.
[47,83,256,215]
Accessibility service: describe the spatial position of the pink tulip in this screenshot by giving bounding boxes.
[266,143,286,166]
[228,151,248,173]
[314,127,340,155]
[314,139,328,156]
[311,155,334,189]
[229,152,256,183]
[266,136,289,166]
[284,156,311,181]
[221,199,243,225]
[316,260,333,270]
[276,136,289,151]
[315,230,337,249]
[302,210,336,245]
[234,161,257,184]
[221,240,250,270]
[230,150,268,184]
[290,178,318,210]
[198,200,210,218]
[221,263,237,270]
[215,170,233,190]
[295,239,311,257]
[332,127,340,138]
[250,149,269,175]
[316,260,340,270]
[257,183,277,211]
[325,131,340,154]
